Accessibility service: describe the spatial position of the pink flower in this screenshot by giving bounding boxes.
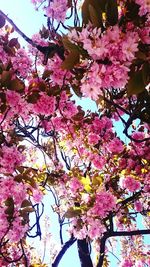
[89,191,116,218]
[132,131,145,140]
[135,0,150,16]
[120,259,133,267]
[92,154,106,170]
[121,35,138,62]
[134,201,143,212]
[69,177,83,194]
[108,138,124,154]
[45,0,68,23]
[33,92,56,116]
[80,81,101,101]
[88,133,100,145]
[0,145,25,173]
[32,188,43,203]
[12,48,32,78]
[59,93,78,119]
[121,176,141,192]
[88,219,104,239]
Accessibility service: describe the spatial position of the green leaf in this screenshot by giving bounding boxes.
[61,50,80,70]
[0,15,5,28]
[127,70,145,96]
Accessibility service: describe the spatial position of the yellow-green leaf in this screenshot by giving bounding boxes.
[81,176,91,192]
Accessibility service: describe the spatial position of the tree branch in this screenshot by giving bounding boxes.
[96,234,108,267]
[77,239,93,267]
[110,229,150,237]
[52,237,76,267]
[0,10,65,64]
[0,9,37,48]
[97,228,150,267]
[117,191,142,209]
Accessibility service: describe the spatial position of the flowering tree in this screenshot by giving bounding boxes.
[0,0,150,266]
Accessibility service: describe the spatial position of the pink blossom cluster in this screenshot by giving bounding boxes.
[0,176,28,242]
[45,0,68,23]
[46,55,72,87]
[68,25,139,100]
[32,92,56,116]
[11,48,32,78]
[59,91,78,119]
[70,217,105,240]
[6,90,31,120]
[0,145,25,173]
[121,176,141,192]
[135,0,150,16]
[119,234,150,267]
[88,190,116,218]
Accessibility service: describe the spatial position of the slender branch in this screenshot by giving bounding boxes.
[77,239,93,267]
[96,234,108,267]
[20,240,28,267]
[97,228,150,267]
[52,237,76,267]
[108,249,121,263]
[117,191,142,209]
[0,10,37,48]
[110,229,150,237]
[0,10,65,64]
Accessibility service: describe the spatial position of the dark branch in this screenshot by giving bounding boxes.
[96,234,108,267]
[77,239,93,267]
[0,10,65,64]
[52,237,76,267]
[97,228,150,267]
[117,191,142,209]
[110,229,150,237]
[0,9,37,48]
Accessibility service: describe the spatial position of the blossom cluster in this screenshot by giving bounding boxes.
[68,25,140,100]
[0,0,150,266]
